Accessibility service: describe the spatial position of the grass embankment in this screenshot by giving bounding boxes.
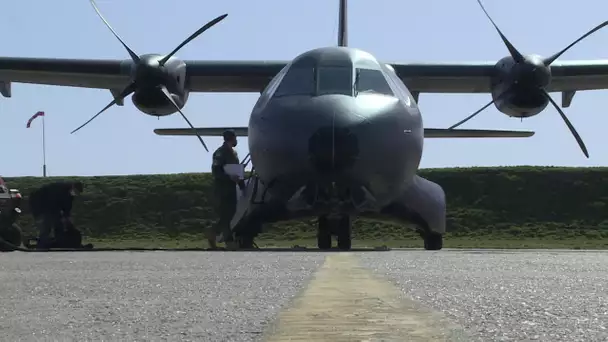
[5,166,608,249]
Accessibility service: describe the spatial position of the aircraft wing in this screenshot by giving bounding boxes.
[187,60,608,96]
[0,58,130,93]
[0,58,286,96]
[153,127,534,138]
[1,58,608,102]
[389,60,608,96]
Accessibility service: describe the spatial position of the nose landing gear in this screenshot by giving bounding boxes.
[317,215,352,250]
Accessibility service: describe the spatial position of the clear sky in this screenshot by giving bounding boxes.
[1,0,608,177]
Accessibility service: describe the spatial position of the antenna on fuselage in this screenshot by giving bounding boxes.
[338,0,348,47]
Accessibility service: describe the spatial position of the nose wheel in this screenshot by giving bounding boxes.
[317,216,332,250]
[422,231,443,250]
[317,215,352,250]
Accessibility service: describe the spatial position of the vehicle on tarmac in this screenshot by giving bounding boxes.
[0,176,23,250]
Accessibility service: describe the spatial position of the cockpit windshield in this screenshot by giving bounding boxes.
[354,68,394,97]
[273,67,315,97]
[272,64,360,97]
[317,66,353,96]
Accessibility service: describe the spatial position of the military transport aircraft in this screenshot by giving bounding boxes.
[1,0,608,250]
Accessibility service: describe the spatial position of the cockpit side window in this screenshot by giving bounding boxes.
[262,66,288,97]
[252,65,289,113]
[273,67,315,97]
[354,68,394,97]
[317,66,353,96]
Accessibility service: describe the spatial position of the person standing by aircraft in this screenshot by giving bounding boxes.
[28,181,84,249]
[208,130,245,249]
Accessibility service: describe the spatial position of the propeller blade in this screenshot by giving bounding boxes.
[541,90,589,158]
[158,86,209,152]
[543,20,608,66]
[448,89,511,129]
[89,0,140,63]
[70,83,136,134]
[448,99,495,130]
[476,0,525,63]
[159,14,228,66]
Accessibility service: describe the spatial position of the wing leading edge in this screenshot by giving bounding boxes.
[153,127,534,138]
[2,58,608,99]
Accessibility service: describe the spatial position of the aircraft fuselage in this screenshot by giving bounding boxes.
[247,47,423,214]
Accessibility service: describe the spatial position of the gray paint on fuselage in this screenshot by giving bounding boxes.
[247,46,423,209]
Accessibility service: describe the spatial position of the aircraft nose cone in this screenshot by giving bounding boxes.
[308,125,359,174]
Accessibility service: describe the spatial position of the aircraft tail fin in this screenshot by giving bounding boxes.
[338,0,347,47]
[153,127,534,138]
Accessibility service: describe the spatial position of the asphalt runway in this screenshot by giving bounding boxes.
[1,249,607,341]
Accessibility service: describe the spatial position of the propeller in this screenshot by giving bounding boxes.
[70,0,227,152]
[158,86,209,152]
[448,0,608,158]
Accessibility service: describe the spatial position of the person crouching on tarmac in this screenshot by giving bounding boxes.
[208,130,245,250]
[28,181,84,249]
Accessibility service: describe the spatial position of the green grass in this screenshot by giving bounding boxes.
[5,166,608,249]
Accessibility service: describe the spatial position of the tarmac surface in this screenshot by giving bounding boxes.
[1,249,607,341]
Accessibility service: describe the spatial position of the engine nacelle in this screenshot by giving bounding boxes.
[132,88,190,116]
[491,55,551,118]
[491,85,549,118]
[128,54,190,116]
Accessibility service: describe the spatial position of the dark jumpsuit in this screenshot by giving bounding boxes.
[211,144,242,241]
[28,182,75,248]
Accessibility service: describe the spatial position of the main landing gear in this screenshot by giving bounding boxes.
[235,235,255,249]
[317,215,352,251]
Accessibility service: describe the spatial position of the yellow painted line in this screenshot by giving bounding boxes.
[264,253,467,341]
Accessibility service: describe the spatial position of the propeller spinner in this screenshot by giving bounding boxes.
[70,0,228,152]
[448,0,608,158]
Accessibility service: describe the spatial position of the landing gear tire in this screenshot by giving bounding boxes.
[423,232,443,251]
[317,216,332,250]
[317,231,332,250]
[336,216,352,251]
[236,234,255,249]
